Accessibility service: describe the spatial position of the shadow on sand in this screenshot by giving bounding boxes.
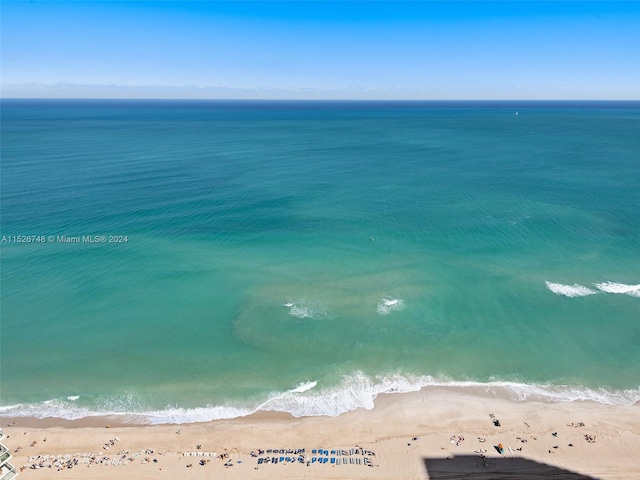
[424,455,596,479]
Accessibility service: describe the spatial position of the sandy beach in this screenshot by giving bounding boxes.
[3,388,639,479]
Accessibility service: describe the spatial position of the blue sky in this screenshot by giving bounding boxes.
[2,1,639,99]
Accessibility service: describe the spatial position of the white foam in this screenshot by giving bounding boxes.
[289,305,313,318]
[594,282,640,298]
[257,372,424,417]
[1,374,638,424]
[475,381,640,406]
[0,399,256,425]
[376,298,405,315]
[0,400,98,421]
[545,282,597,298]
[253,374,640,417]
[283,300,329,320]
[142,405,256,424]
[67,395,80,401]
[289,381,318,393]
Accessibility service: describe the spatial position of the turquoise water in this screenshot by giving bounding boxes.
[1,100,639,422]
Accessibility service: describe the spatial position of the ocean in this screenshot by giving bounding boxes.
[1,99,639,423]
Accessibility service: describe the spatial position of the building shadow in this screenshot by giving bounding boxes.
[424,455,596,479]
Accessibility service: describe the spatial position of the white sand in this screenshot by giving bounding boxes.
[3,388,639,479]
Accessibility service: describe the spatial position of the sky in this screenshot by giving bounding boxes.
[1,1,639,100]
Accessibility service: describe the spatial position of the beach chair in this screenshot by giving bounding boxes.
[312,457,317,463]
[331,458,336,464]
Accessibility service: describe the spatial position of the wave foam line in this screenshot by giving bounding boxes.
[594,282,640,298]
[0,399,257,425]
[1,374,638,425]
[545,281,597,298]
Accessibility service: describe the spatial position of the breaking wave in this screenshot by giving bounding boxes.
[546,281,640,299]
[1,373,638,425]
[545,282,597,298]
[288,381,318,393]
[376,298,405,315]
[594,282,640,298]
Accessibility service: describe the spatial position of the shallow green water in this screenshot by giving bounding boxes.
[1,100,639,422]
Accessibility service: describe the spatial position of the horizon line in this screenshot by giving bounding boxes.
[3,97,639,102]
